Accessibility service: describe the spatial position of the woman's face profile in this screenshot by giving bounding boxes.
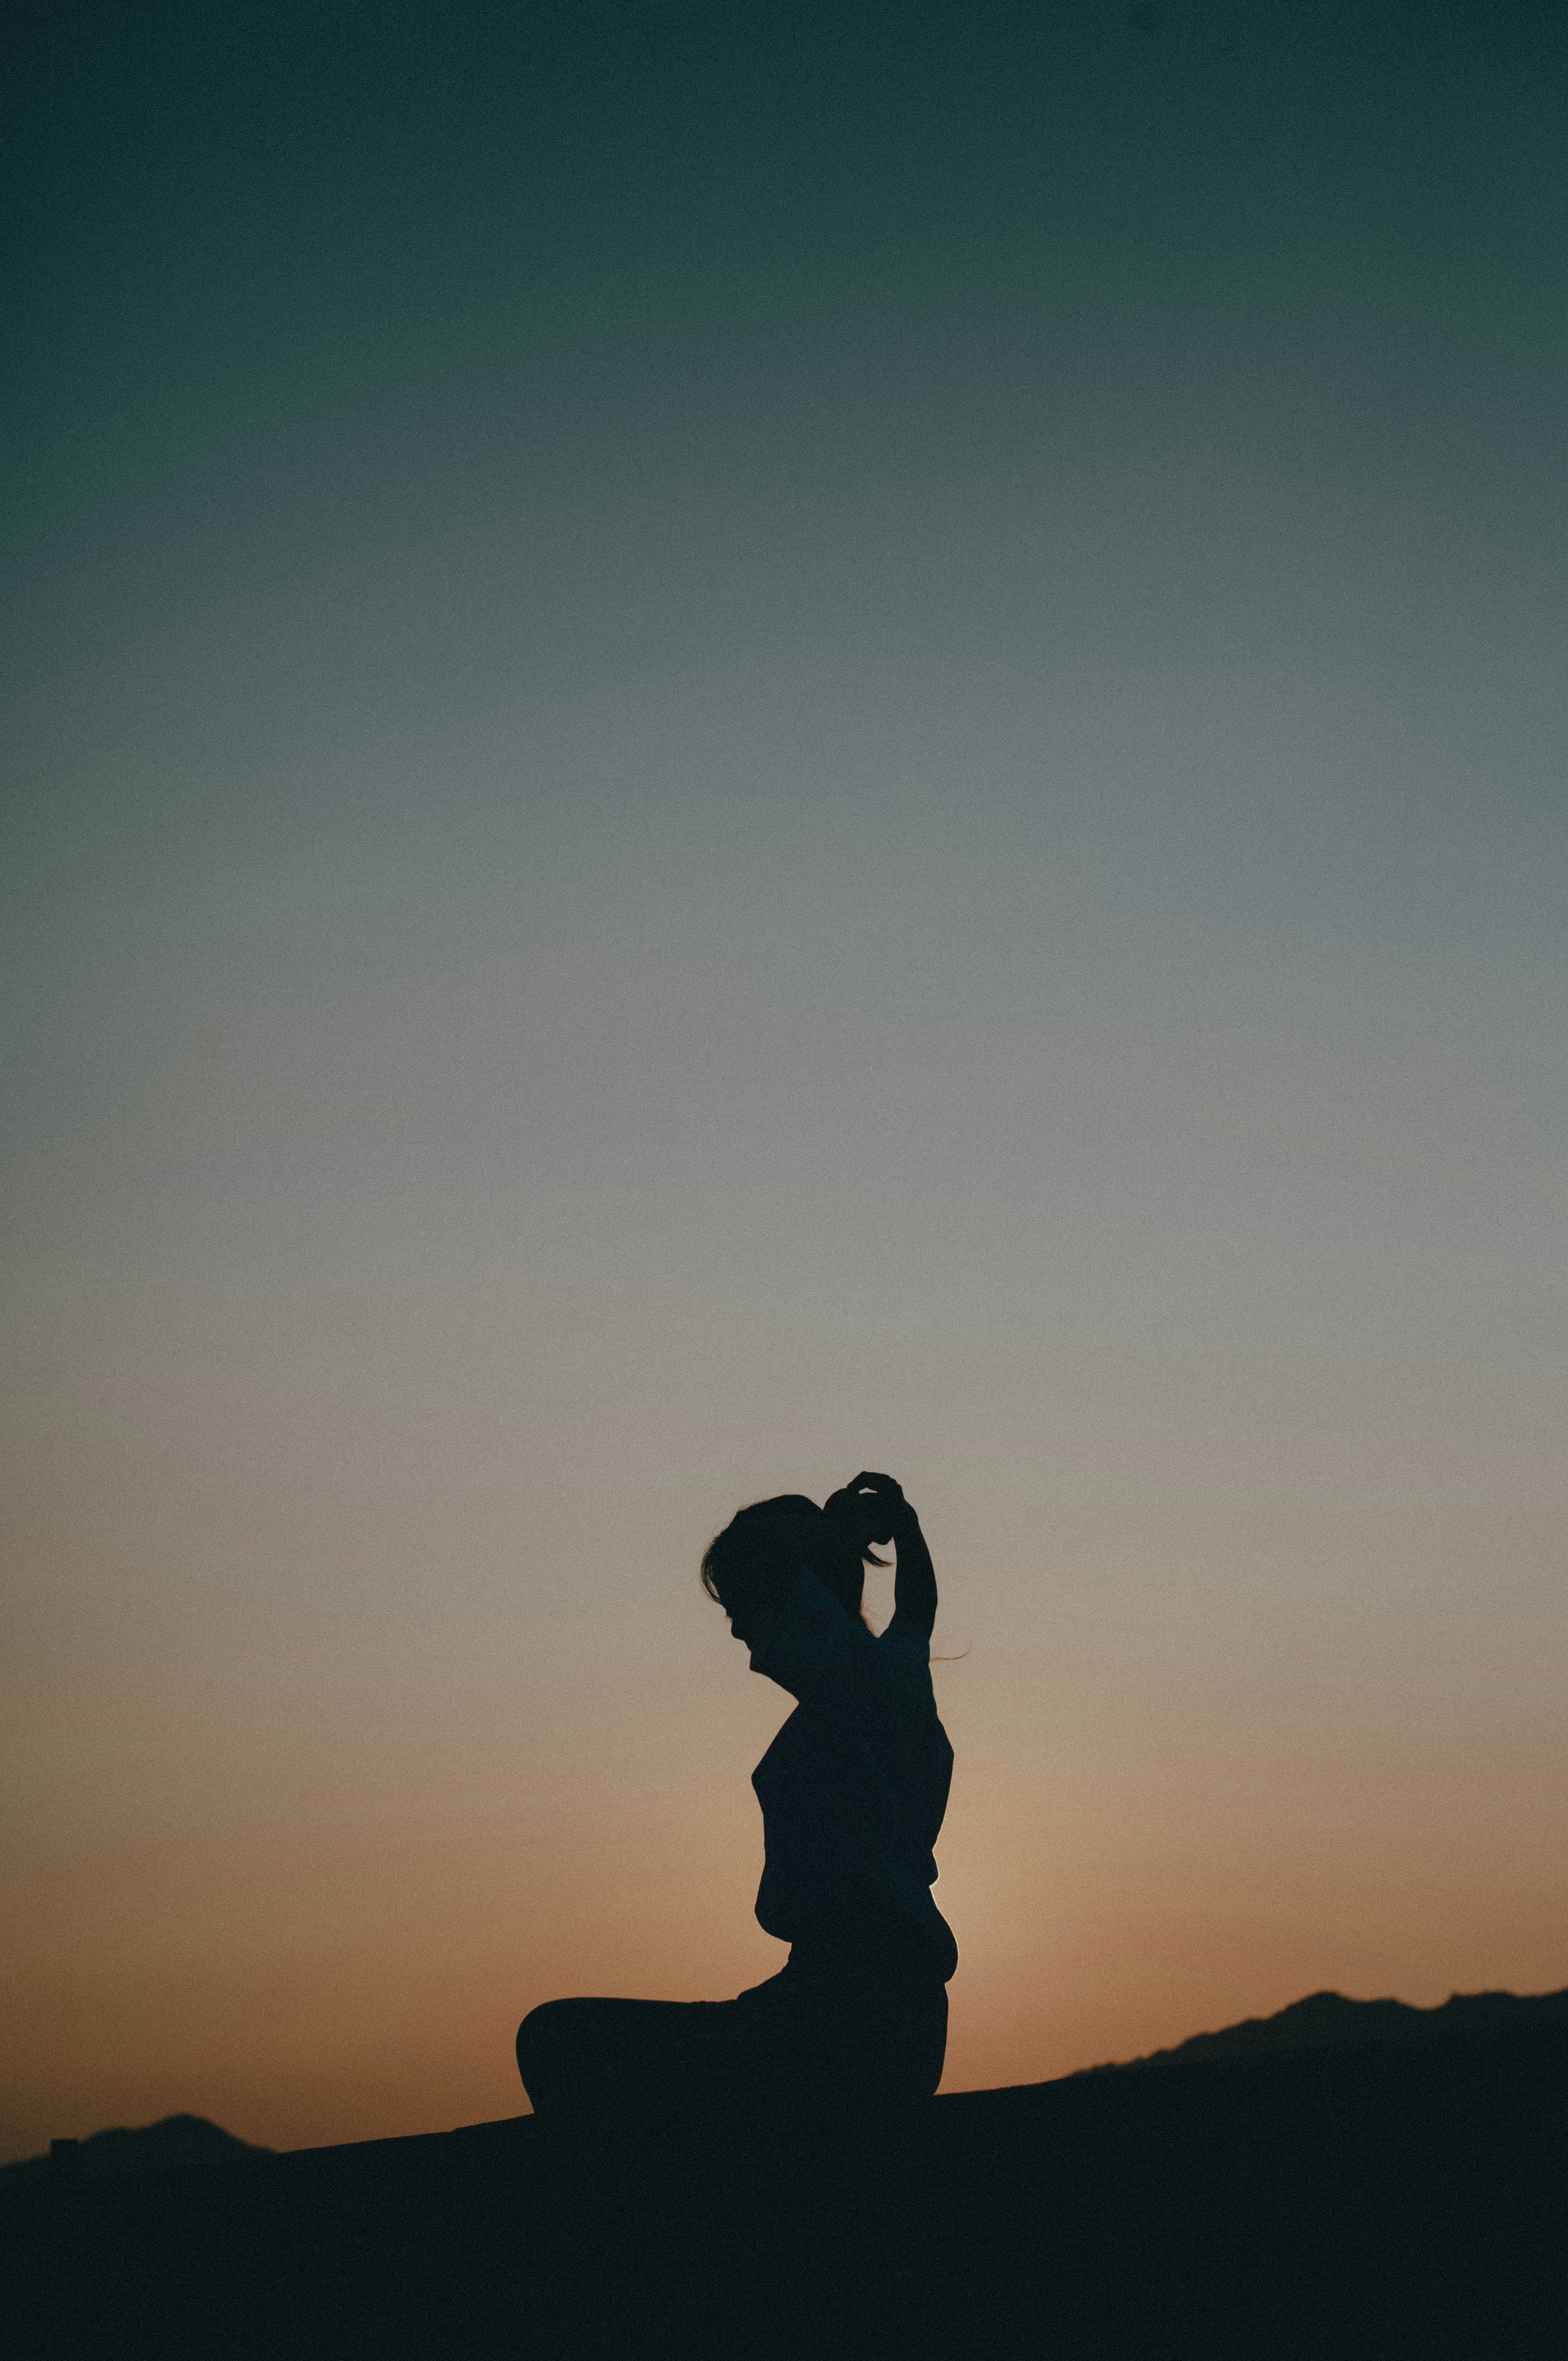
[727,1601,766,1651]
[723,1555,776,1653]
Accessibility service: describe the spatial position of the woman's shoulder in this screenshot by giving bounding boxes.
[755,1570,938,1697]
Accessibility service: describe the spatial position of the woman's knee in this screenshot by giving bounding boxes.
[516,1996,582,2099]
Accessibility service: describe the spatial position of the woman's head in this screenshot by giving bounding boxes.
[701,1493,886,1645]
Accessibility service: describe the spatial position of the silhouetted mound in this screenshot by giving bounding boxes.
[1,2114,269,2189]
[8,1990,1567,2361]
[1101,1981,1568,2068]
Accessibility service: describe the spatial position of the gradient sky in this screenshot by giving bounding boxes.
[4,0,1567,2160]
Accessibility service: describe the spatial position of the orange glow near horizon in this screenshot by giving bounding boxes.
[6,1520,1564,2160]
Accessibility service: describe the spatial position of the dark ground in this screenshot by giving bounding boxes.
[7,2001,1566,2360]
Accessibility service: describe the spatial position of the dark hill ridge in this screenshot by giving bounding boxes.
[0,2113,269,2189]
[1098,1980,1568,2069]
[8,1984,1567,2360]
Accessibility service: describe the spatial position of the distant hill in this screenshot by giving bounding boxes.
[0,2113,267,2188]
[1098,1982,1568,2070]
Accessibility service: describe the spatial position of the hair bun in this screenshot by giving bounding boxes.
[821,1488,891,1564]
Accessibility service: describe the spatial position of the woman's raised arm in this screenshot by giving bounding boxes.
[826,1471,938,1639]
[889,1500,937,1638]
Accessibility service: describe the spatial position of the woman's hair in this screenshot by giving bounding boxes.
[701,1493,887,1630]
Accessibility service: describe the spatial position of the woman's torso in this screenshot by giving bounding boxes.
[748,1570,958,1981]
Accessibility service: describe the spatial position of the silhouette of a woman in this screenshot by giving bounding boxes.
[516,1472,957,2117]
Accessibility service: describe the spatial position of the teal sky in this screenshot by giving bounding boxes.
[6,0,1566,446]
[3,1,1566,2153]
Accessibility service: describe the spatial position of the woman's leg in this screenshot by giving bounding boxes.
[517,1963,947,2119]
[517,1996,727,2116]
[760,1949,949,2104]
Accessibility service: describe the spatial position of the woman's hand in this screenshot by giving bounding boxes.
[824,1471,913,1552]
